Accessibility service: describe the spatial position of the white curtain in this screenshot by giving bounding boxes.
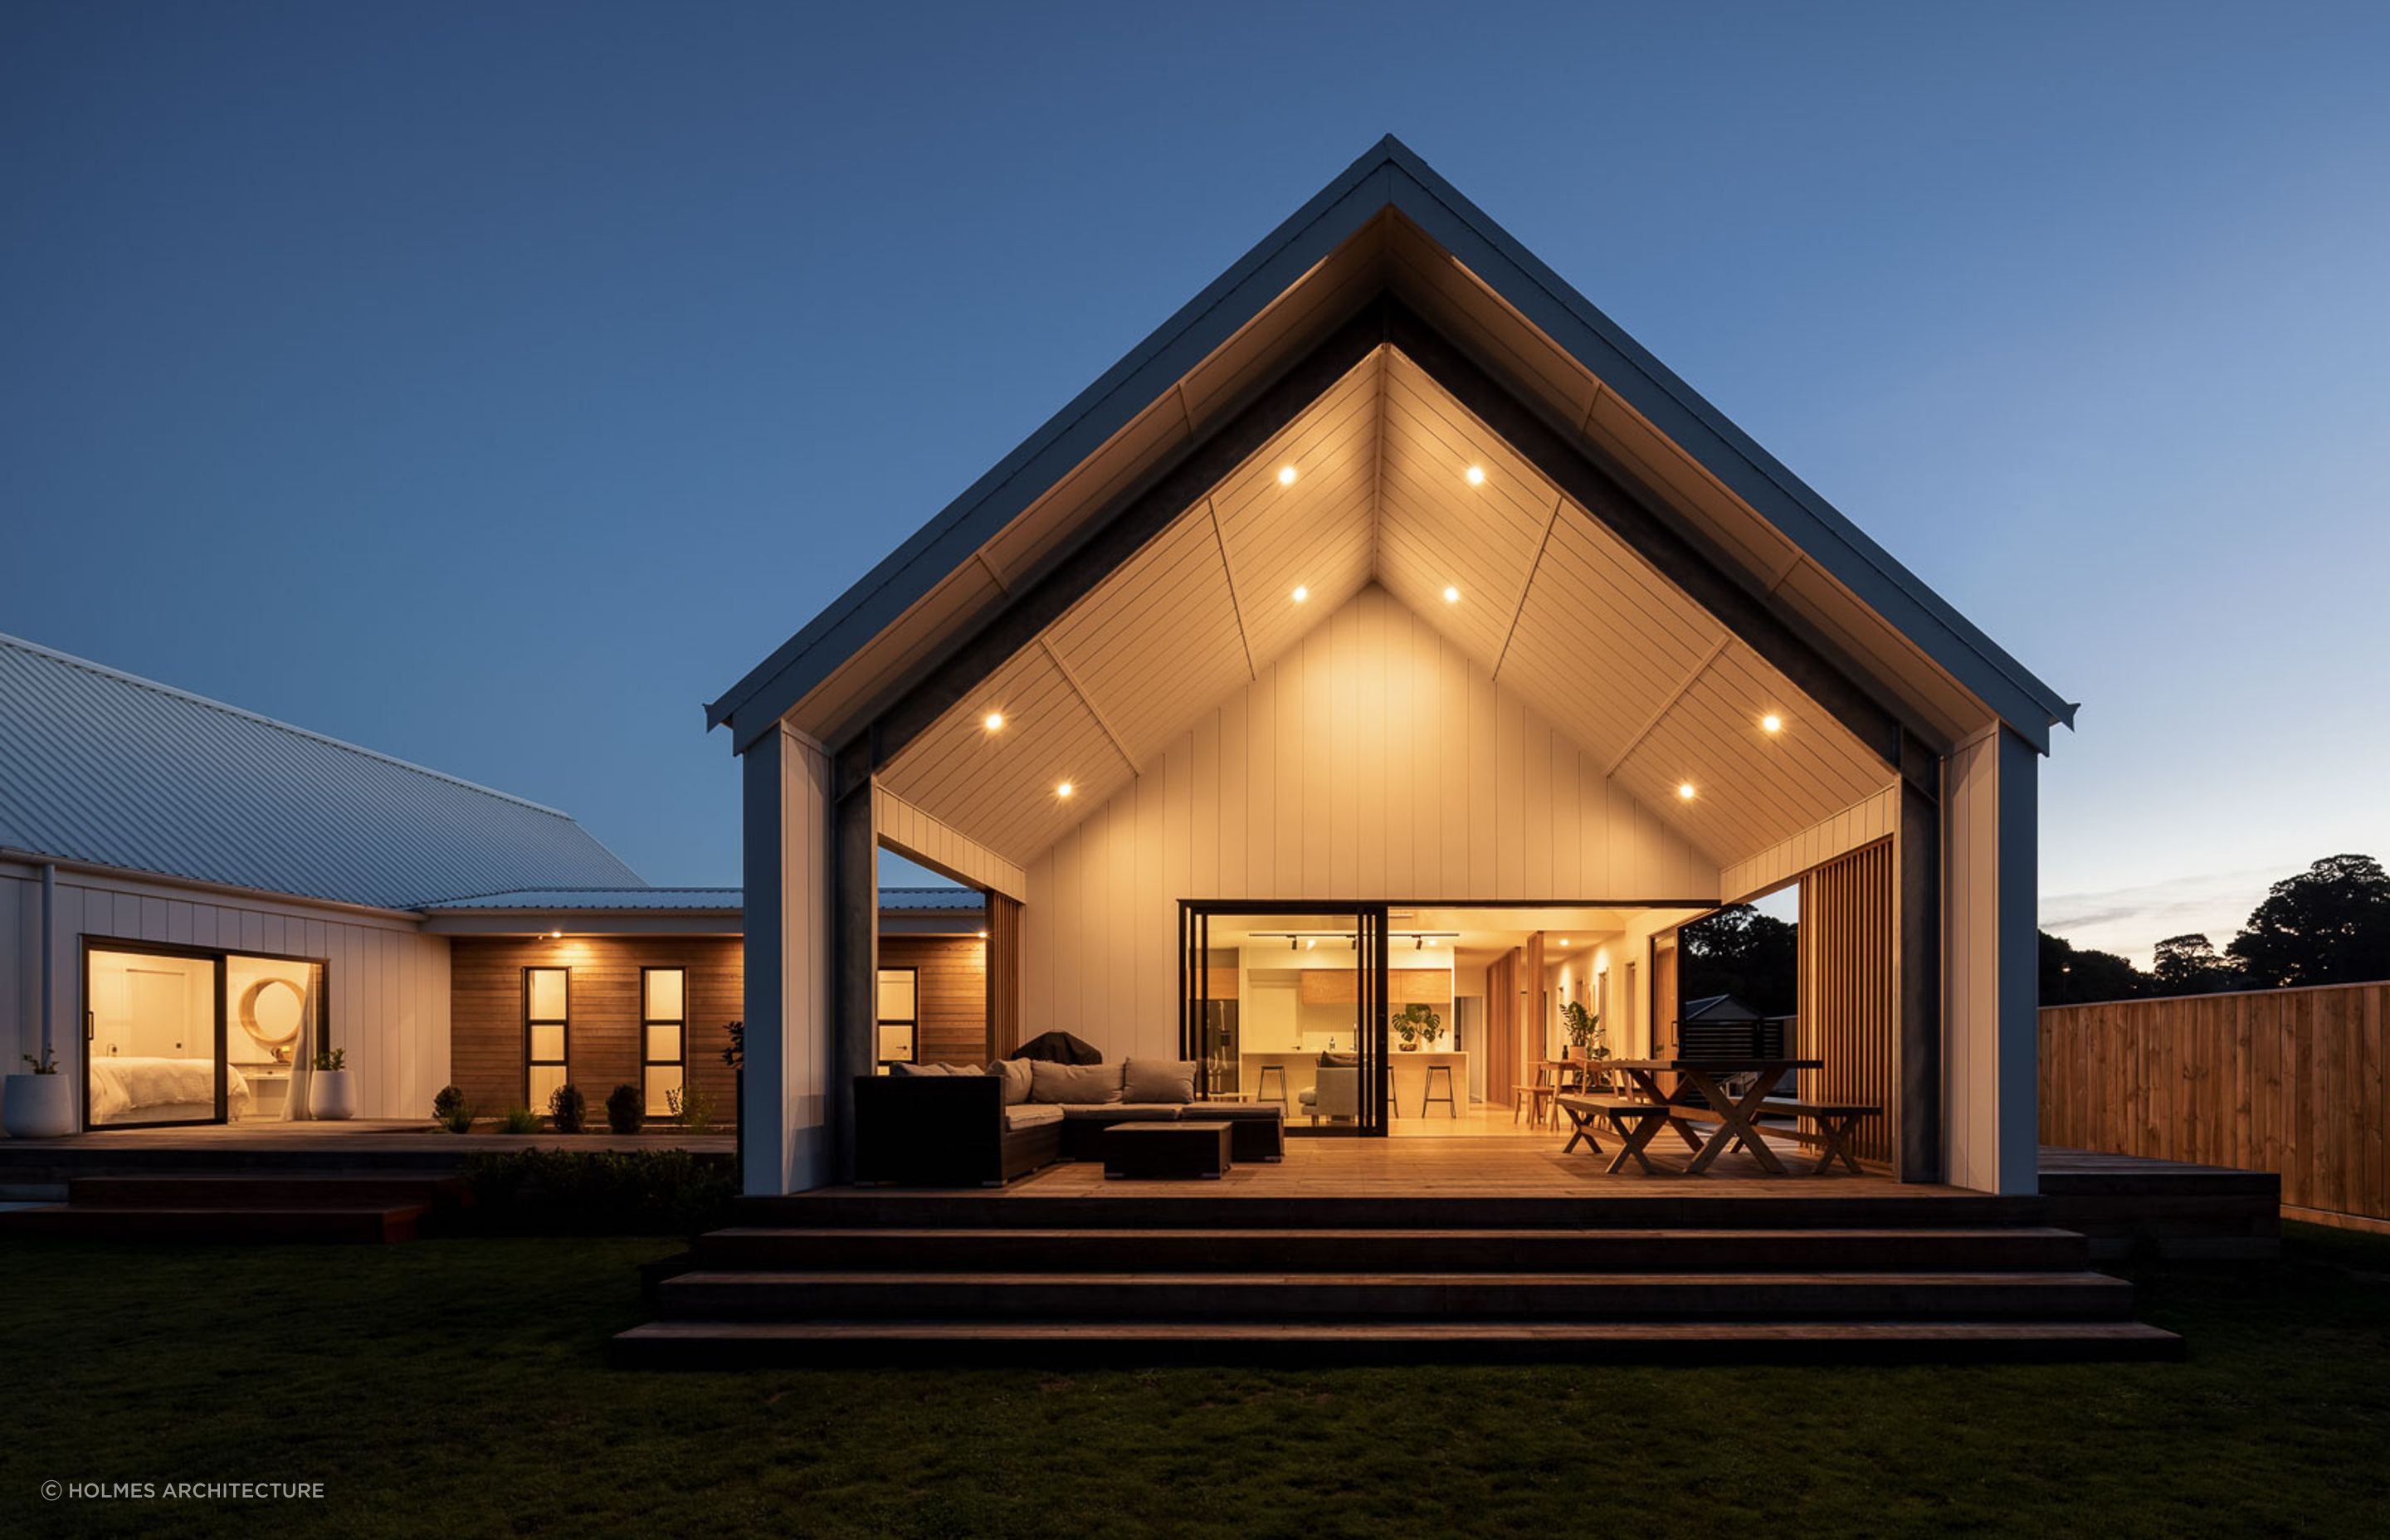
[282,967,319,1122]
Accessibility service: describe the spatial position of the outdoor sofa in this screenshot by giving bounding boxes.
[853,1056,1285,1186]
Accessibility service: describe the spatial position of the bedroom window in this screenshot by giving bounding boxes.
[876,967,918,1068]
[82,941,327,1130]
[641,966,685,1117]
[526,967,569,1111]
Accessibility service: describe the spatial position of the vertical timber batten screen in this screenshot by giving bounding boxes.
[1797,839,1897,1167]
[2041,982,2390,1226]
[986,893,1023,1060]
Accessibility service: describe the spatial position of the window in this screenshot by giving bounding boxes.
[525,967,569,1110]
[876,967,918,1067]
[642,967,686,1117]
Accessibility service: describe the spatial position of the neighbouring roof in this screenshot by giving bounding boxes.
[708,135,2074,776]
[880,885,985,912]
[422,887,742,912]
[0,631,646,911]
[1680,993,1765,1023]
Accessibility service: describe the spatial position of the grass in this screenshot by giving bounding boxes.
[2,1224,2387,1538]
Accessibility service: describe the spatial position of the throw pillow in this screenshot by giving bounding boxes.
[986,1057,1032,1105]
[1121,1058,1197,1104]
[1029,1060,1124,1104]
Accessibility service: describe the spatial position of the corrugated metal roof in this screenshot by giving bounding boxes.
[424,887,742,912]
[0,631,646,910]
[880,886,983,911]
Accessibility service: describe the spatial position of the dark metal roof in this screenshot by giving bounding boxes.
[422,887,741,912]
[0,631,646,910]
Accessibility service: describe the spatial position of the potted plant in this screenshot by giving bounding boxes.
[1390,1002,1443,1051]
[307,1047,357,1120]
[4,1049,76,1139]
[1560,1001,1607,1060]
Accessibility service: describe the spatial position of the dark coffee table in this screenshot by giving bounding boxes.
[1103,1120,1232,1180]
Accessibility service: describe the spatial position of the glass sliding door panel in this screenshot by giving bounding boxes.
[85,947,222,1127]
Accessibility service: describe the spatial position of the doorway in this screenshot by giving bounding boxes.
[1179,902,1389,1135]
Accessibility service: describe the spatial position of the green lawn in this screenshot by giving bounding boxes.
[3,1223,2386,1539]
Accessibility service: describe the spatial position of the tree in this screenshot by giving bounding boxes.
[2039,930,2151,1006]
[2226,854,2390,988]
[2151,933,2240,996]
[1678,904,1798,1018]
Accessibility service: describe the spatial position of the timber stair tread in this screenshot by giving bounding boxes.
[612,1318,2185,1366]
[655,1268,2137,1322]
[695,1225,2090,1271]
[0,1203,432,1243]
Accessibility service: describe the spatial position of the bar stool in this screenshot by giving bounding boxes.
[1254,1062,1289,1113]
[1422,1063,1457,1119]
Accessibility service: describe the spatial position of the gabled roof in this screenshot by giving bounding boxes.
[710,136,2072,762]
[0,631,646,911]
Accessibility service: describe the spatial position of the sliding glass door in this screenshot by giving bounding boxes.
[1179,901,1389,1135]
[84,941,326,1129]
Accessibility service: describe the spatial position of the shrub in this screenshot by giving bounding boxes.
[456,1148,738,1235]
[548,1082,587,1134]
[605,1084,644,1134]
[432,1085,475,1134]
[666,1079,716,1136]
[498,1105,542,1135]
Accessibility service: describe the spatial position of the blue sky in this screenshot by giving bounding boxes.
[5,2,2385,962]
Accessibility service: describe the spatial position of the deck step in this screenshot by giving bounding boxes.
[694,1226,2091,1274]
[614,1318,2184,1367]
[654,1268,2136,1323]
[744,1193,2046,1231]
[0,1203,430,1244]
[66,1173,467,1210]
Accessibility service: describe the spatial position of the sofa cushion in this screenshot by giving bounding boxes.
[987,1057,1033,1105]
[889,1061,981,1077]
[1030,1060,1123,1104]
[1060,1103,1180,1121]
[1122,1058,1198,1104]
[1002,1104,1066,1130]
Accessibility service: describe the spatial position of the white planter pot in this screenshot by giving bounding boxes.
[308,1070,358,1121]
[3,1074,76,1138]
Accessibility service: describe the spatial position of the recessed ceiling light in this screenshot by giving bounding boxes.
[1291,585,1309,602]
[977,928,989,939]
[1677,782,1696,801]
[1277,465,1298,486]
[549,929,563,940]
[983,711,1004,732]
[1464,465,1486,486]
[1056,781,1075,799]
[1559,938,1571,947]
[1442,586,1461,603]
[1761,714,1783,734]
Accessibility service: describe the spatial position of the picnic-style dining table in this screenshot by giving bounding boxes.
[1562,1056,1822,1176]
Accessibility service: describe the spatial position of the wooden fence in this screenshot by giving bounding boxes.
[2040,981,2388,1226]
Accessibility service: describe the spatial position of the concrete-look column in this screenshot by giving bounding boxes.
[739,724,836,1196]
[1943,724,2041,1196]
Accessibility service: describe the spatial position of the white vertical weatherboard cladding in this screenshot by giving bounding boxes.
[744,725,834,1196]
[1943,727,2039,1195]
[1719,784,1900,902]
[0,865,450,1121]
[1022,588,1719,1060]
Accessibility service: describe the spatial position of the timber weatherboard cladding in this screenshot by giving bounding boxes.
[448,937,740,1119]
[1797,841,1899,1168]
[1020,587,1717,1065]
[878,934,990,1065]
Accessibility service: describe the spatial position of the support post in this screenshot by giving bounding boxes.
[739,732,788,1196]
[1895,736,1942,1183]
[830,768,879,1182]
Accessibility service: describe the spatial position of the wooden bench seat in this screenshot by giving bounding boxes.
[1752,1098,1880,1176]
[1554,1094,1678,1175]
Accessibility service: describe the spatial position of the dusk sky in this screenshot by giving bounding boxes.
[6,2,2385,964]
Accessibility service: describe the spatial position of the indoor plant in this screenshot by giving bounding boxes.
[3,1049,76,1139]
[307,1047,357,1119]
[1390,1002,1444,1051]
[1560,1000,1607,1060]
